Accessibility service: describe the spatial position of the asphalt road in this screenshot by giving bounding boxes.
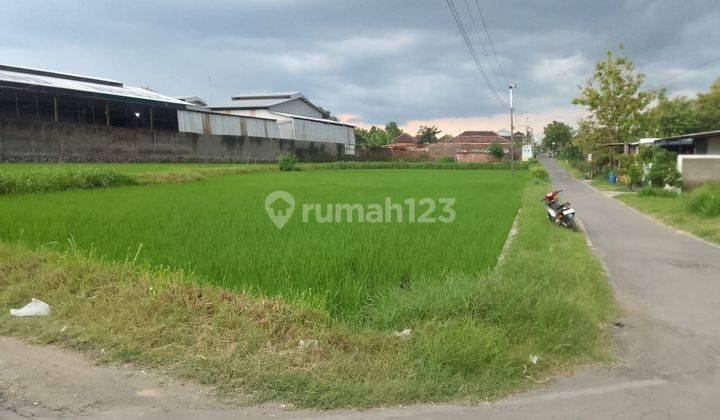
[2,157,720,419]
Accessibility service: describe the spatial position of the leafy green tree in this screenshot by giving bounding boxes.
[645,94,700,137]
[542,121,573,154]
[366,126,391,147]
[572,46,658,144]
[416,125,441,144]
[385,122,403,139]
[696,78,720,132]
[354,127,370,147]
[487,141,504,159]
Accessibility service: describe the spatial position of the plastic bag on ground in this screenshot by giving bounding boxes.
[10,298,52,317]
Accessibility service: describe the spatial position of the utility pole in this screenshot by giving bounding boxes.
[509,83,517,176]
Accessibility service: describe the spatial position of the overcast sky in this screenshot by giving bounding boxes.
[1,0,718,135]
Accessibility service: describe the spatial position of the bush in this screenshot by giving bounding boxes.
[644,148,680,187]
[487,141,504,159]
[278,153,298,171]
[529,165,549,181]
[437,156,456,163]
[686,183,720,217]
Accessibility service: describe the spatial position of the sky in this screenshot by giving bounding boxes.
[1,0,718,137]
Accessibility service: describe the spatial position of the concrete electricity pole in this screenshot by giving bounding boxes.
[509,83,517,176]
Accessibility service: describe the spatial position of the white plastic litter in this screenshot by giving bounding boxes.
[394,328,412,341]
[529,354,539,365]
[10,298,51,317]
[298,339,319,352]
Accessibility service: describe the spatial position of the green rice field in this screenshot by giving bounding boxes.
[0,169,525,317]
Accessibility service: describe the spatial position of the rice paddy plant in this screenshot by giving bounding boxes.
[0,169,524,318]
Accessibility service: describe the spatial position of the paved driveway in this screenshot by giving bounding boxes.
[3,158,720,419]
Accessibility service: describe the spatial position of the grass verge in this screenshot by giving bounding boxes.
[556,160,630,192]
[618,189,720,244]
[0,180,616,408]
[0,168,138,195]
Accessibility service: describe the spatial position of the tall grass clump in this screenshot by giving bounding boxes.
[0,168,137,195]
[278,153,298,171]
[529,165,549,181]
[686,182,720,217]
[637,187,679,198]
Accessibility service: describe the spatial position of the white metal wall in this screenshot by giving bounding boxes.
[292,118,355,145]
[177,110,279,138]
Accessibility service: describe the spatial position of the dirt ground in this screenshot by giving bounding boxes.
[0,336,290,419]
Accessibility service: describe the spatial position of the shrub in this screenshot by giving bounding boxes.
[278,153,297,171]
[487,141,504,159]
[529,165,549,181]
[643,148,680,187]
[686,183,720,217]
[626,162,643,186]
[437,156,456,163]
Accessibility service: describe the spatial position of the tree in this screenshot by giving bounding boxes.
[542,121,573,154]
[367,126,391,147]
[572,46,658,145]
[696,78,720,132]
[354,126,392,148]
[385,122,403,139]
[438,134,455,143]
[354,127,370,147]
[645,94,700,137]
[487,141,504,159]
[416,125,441,144]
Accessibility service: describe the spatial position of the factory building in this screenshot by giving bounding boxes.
[209,92,355,152]
[0,65,354,162]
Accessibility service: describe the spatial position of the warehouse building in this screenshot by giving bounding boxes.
[209,92,355,152]
[0,65,353,162]
[0,64,189,131]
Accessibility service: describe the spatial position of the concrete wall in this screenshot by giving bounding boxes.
[677,155,720,189]
[455,152,499,163]
[0,119,343,163]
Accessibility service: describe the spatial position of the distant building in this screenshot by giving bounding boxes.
[209,92,355,150]
[449,131,511,153]
[0,64,353,162]
[606,130,720,189]
[390,133,419,145]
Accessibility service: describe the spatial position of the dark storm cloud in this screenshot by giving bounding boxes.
[0,0,718,128]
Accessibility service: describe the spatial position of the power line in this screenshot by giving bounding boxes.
[473,0,510,85]
[461,0,506,94]
[446,0,508,108]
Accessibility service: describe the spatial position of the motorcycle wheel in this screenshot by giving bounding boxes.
[565,215,577,231]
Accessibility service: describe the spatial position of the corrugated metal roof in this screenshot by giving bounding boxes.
[211,97,293,109]
[213,91,327,116]
[0,64,192,106]
[272,112,355,127]
[230,92,301,100]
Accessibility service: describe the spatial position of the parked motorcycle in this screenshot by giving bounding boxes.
[542,190,577,230]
